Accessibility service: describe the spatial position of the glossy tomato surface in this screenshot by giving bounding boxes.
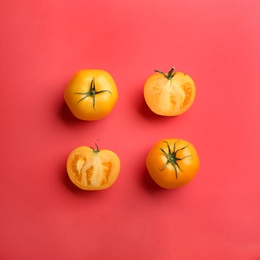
[146,138,200,189]
[144,68,196,116]
[66,145,120,190]
[64,69,118,120]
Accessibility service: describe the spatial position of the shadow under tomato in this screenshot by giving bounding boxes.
[58,100,86,126]
[138,153,167,193]
[60,96,101,123]
[139,156,185,194]
[142,167,162,192]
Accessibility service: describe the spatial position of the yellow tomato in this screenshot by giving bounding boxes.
[64,70,118,120]
[66,145,120,190]
[146,138,200,189]
[144,67,196,116]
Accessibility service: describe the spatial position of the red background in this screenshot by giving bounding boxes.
[1,0,260,259]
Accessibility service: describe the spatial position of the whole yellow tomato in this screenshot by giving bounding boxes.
[146,138,200,189]
[66,145,120,191]
[64,70,118,120]
[144,67,196,116]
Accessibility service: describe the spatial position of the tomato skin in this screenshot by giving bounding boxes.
[146,138,200,189]
[144,68,196,116]
[64,70,118,121]
[66,145,120,191]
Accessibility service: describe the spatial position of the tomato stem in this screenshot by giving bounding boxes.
[74,78,111,109]
[91,142,100,153]
[159,140,192,179]
[155,67,176,80]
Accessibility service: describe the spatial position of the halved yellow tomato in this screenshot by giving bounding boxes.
[66,145,120,190]
[144,67,196,116]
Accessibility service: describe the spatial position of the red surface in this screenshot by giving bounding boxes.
[1,0,260,259]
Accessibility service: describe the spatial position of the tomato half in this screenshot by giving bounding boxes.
[144,67,196,116]
[146,138,200,189]
[66,145,120,190]
[64,69,118,120]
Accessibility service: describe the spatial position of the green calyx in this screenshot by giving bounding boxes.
[91,143,100,154]
[154,67,176,80]
[159,140,192,179]
[74,78,111,109]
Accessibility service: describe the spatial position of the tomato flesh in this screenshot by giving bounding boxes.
[144,69,196,116]
[67,146,120,190]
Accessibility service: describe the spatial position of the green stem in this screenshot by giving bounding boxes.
[74,78,111,109]
[154,67,176,80]
[91,142,100,153]
[160,140,192,179]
